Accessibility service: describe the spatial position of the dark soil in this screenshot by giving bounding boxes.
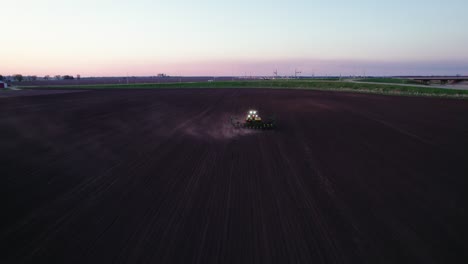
[1,89,467,263]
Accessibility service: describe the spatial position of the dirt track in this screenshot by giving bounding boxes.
[1,89,467,263]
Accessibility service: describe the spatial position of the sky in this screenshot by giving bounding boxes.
[2,0,468,76]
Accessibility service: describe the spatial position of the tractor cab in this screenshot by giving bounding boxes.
[246,110,262,122]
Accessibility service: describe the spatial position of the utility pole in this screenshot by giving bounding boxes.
[295,69,301,79]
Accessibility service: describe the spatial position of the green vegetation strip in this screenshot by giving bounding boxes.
[357,78,422,85]
[20,80,468,98]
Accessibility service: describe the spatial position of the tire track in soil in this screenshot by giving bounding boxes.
[1,90,229,263]
[1,89,468,264]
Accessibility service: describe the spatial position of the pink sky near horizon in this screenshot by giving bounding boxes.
[3,58,468,77]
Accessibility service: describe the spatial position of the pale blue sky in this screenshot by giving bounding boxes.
[2,0,468,76]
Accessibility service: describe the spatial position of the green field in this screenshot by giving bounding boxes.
[19,80,468,98]
[357,78,422,85]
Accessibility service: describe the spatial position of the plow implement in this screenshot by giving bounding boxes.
[231,110,277,129]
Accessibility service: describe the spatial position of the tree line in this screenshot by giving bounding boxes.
[0,74,80,82]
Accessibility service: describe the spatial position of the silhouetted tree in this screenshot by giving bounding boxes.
[30,75,37,81]
[13,74,23,82]
[63,75,74,80]
[0,75,4,81]
[55,75,61,80]
[44,75,50,80]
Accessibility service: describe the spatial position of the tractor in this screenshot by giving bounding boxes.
[231,110,276,129]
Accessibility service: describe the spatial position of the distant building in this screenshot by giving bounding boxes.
[157,73,168,78]
[0,81,7,89]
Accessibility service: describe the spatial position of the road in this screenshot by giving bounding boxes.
[1,89,467,263]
